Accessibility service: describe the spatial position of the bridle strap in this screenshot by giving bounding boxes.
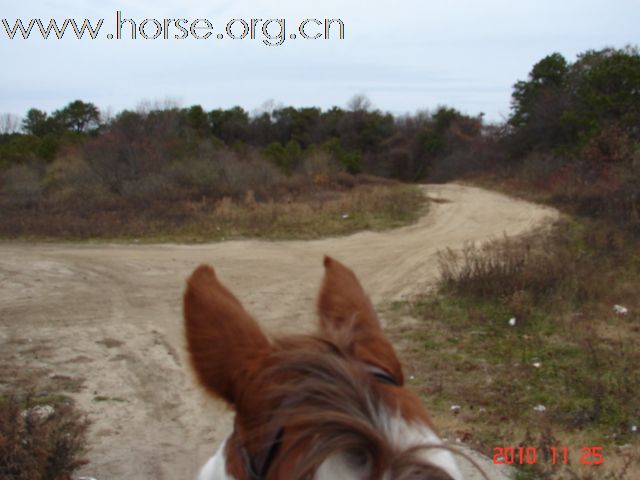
[236,427,284,480]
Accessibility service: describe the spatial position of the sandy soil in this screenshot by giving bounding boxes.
[0,184,558,479]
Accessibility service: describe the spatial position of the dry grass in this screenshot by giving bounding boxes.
[388,220,640,479]
[0,183,425,242]
[438,232,565,302]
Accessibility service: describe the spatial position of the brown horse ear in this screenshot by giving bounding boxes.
[317,256,404,384]
[184,265,271,406]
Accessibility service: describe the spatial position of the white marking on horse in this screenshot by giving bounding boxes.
[197,438,236,480]
[315,408,462,480]
[383,411,462,480]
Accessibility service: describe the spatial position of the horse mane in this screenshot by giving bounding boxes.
[244,334,458,480]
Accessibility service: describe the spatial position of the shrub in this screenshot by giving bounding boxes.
[228,152,282,199]
[41,153,103,203]
[0,163,44,207]
[0,395,88,480]
[300,150,344,181]
[437,219,632,309]
[438,233,565,300]
[163,156,221,192]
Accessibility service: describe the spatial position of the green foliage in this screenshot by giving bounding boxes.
[22,109,56,137]
[22,101,101,138]
[5,101,99,165]
[339,108,395,153]
[509,46,640,153]
[208,106,250,143]
[1,95,487,184]
[0,134,60,164]
[271,106,321,147]
[339,150,363,174]
[52,100,100,133]
[321,138,363,174]
[511,53,569,128]
[572,47,640,129]
[431,106,463,133]
[263,140,303,174]
[185,105,209,133]
[417,129,444,157]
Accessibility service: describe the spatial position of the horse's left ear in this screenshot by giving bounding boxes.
[317,256,404,384]
[183,265,271,407]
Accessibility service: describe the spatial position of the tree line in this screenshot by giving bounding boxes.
[0,93,485,181]
[1,45,639,233]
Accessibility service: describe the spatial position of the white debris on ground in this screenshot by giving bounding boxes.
[508,317,517,326]
[613,304,629,315]
[21,404,55,422]
[341,213,350,219]
[533,404,547,413]
[450,404,461,414]
[532,361,542,368]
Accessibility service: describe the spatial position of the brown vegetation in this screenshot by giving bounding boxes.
[392,220,640,479]
[0,395,88,480]
[0,163,423,240]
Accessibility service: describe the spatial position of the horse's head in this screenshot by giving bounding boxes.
[184,256,462,480]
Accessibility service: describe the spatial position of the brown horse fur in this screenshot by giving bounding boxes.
[184,256,463,480]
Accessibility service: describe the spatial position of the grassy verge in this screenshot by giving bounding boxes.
[0,183,426,242]
[387,219,640,479]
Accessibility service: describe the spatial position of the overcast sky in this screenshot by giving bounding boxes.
[2,0,639,122]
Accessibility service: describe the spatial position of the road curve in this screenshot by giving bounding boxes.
[0,184,558,479]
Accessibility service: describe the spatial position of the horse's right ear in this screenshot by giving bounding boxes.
[317,256,404,385]
[183,265,271,406]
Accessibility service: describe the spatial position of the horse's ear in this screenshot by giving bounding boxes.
[317,256,404,384]
[184,265,271,406]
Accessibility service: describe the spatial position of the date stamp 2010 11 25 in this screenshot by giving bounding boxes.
[493,446,603,466]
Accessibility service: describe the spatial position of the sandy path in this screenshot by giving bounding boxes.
[0,184,558,479]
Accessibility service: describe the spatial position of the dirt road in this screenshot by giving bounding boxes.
[0,184,558,479]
